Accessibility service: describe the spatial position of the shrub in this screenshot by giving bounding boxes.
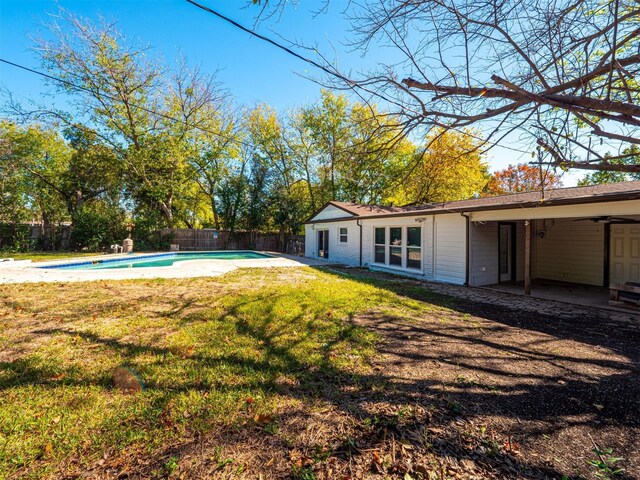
[69,206,128,252]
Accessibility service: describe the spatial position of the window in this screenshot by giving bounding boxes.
[406,227,422,269]
[374,227,386,263]
[339,227,348,243]
[372,226,422,270]
[389,227,402,266]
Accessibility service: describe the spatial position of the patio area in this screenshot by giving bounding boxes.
[486,279,631,312]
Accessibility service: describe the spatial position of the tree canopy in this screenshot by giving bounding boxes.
[0,9,503,251]
[485,164,562,196]
[289,0,640,175]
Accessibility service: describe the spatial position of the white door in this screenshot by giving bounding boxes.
[610,224,640,285]
[499,224,512,282]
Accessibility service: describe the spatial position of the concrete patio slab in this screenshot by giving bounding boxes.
[0,252,331,284]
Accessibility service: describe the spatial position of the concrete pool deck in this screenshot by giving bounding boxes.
[0,252,331,284]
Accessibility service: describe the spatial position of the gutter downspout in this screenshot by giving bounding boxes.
[460,213,470,286]
[357,219,362,267]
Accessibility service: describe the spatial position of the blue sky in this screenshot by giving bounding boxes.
[0,0,580,184]
[1,1,364,112]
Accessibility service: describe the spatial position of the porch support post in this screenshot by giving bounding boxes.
[524,219,532,295]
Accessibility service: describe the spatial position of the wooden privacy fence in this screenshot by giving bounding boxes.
[0,223,71,250]
[159,229,227,251]
[159,229,304,255]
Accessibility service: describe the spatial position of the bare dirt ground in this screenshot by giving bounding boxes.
[334,268,640,480]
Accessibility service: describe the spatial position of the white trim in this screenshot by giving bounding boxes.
[469,200,640,222]
[338,226,348,244]
[370,225,424,274]
[309,204,356,222]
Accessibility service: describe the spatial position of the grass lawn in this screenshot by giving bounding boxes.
[0,268,411,479]
[0,252,103,263]
[0,267,637,479]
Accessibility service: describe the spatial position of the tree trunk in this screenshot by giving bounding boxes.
[38,199,53,251]
[159,200,173,227]
[211,197,220,230]
[304,162,316,211]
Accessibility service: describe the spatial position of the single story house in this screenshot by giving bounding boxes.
[304,181,640,298]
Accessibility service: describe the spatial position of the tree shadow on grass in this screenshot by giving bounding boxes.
[2,267,639,478]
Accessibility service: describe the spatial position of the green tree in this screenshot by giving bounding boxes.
[246,104,310,235]
[189,105,244,229]
[0,122,69,228]
[300,90,351,202]
[389,129,490,204]
[0,122,32,224]
[578,148,640,185]
[1,121,129,250]
[298,90,412,206]
[36,12,226,227]
[342,102,413,204]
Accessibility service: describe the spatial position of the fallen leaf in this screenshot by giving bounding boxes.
[253,413,273,425]
[399,439,413,452]
[414,464,430,477]
[370,460,384,474]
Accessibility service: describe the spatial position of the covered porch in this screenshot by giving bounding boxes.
[467,199,640,311]
[485,279,615,310]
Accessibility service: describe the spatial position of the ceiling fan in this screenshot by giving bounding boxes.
[573,216,640,223]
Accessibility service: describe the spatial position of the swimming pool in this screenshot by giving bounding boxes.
[41,251,272,270]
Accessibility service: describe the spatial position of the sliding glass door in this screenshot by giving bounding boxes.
[373,226,422,271]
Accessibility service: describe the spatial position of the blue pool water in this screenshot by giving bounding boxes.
[41,251,272,270]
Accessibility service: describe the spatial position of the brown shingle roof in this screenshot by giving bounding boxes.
[308,181,640,223]
[406,180,640,213]
[328,202,405,216]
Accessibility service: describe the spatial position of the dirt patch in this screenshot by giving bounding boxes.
[348,306,639,479]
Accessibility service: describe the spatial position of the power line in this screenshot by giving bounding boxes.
[0,56,403,158]
[185,0,372,93]
[0,56,412,165]
[185,0,534,156]
[0,57,255,150]
[186,0,422,115]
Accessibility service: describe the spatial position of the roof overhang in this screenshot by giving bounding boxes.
[305,193,640,224]
[305,201,358,224]
[469,199,640,222]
